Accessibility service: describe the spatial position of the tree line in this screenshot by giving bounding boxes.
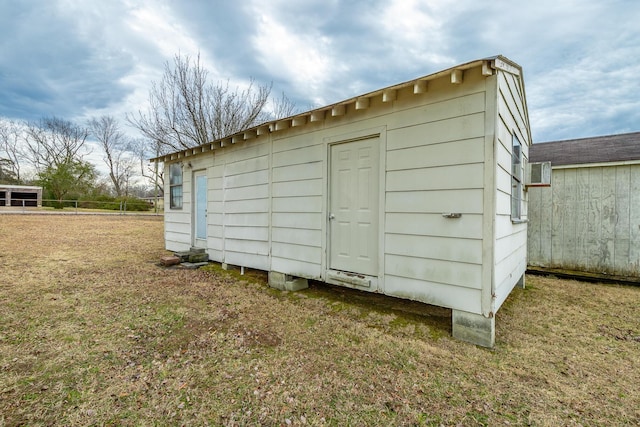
[0,52,296,207]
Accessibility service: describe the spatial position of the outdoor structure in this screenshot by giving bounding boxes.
[153,55,533,347]
[0,185,42,207]
[528,132,640,278]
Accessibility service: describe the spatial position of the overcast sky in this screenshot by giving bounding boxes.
[1,0,638,145]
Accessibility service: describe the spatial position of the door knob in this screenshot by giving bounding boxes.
[329,213,335,220]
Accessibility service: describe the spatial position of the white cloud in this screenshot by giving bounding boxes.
[125,1,199,59]
[1,0,639,148]
[378,0,454,67]
[249,7,336,106]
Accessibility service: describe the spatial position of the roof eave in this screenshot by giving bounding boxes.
[151,55,522,163]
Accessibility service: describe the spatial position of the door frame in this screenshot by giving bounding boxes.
[192,169,208,248]
[323,126,387,292]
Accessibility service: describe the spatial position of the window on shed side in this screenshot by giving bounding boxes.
[511,134,523,220]
[169,163,183,209]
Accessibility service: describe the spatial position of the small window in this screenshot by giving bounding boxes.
[511,134,523,220]
[169,163,183,209]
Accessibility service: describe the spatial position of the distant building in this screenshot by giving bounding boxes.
[0,184,43,207]
[527,132,640,277]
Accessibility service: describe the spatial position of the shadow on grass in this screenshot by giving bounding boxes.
[305,280,451,335]
[200,262,452,340]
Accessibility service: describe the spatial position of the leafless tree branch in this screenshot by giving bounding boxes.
[23,117,89,173]
[127,52,297,153]
[88,115,137,196]
[0,119,25,182]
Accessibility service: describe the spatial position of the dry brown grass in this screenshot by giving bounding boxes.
[0,215,638,426]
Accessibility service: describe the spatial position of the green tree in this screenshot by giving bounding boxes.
[0,159,19,184]
[38,160,96,207]
[23,117,97,206]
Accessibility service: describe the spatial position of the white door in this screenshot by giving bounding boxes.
[329,137,379,276]
[193,171,207,248]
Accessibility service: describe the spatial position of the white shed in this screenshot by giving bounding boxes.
[153,55,532,347]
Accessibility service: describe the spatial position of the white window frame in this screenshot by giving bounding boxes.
[169,163,183,209]
[511,134,523,221]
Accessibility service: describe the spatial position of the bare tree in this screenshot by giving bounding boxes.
[268,91,298,120]
[129,136,165,200]
[23,117,96,205]
[128,52,297,152]
[88,115,136,196]
[0,119,25,183]
[24,117,89,172]
[126,137,165,213]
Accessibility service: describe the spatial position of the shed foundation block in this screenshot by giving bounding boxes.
[188,252,209,263]
[268,271,309,292]
[516,273,525,289]
[452,310,495,348]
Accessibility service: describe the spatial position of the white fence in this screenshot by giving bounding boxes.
[0,198,163,215]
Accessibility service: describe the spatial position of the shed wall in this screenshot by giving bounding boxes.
[165,198,192,252]
[218,141,271,270]
[270,132,325,278]
[493,70,530,311]
[162,65,529,317]
[528,164,640,276]
[382,69,488,313]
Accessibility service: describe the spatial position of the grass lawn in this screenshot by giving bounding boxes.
[0,215,638,426]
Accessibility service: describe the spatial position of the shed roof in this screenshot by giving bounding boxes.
[530,132,640,166]
[152,55,526,163]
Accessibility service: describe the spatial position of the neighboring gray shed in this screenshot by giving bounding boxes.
[0,185,42,207]
[527,132,640,277]
[154,56,533,347]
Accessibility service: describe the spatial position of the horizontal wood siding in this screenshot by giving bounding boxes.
[387,163,484,191]
[386,254,482,289]
[165,218,191,234]
[384,275,482,313]
[385,234,483,264]
[494,243,527,309]
[385,189,483,214]
[164,161,191,252]
[527,165,640,276]
[383,85,486,310]
[271,134,324,279]
[493,70,530,311]
[208,162,224,262]
[222,141,270,270]
[386,213,484,239]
